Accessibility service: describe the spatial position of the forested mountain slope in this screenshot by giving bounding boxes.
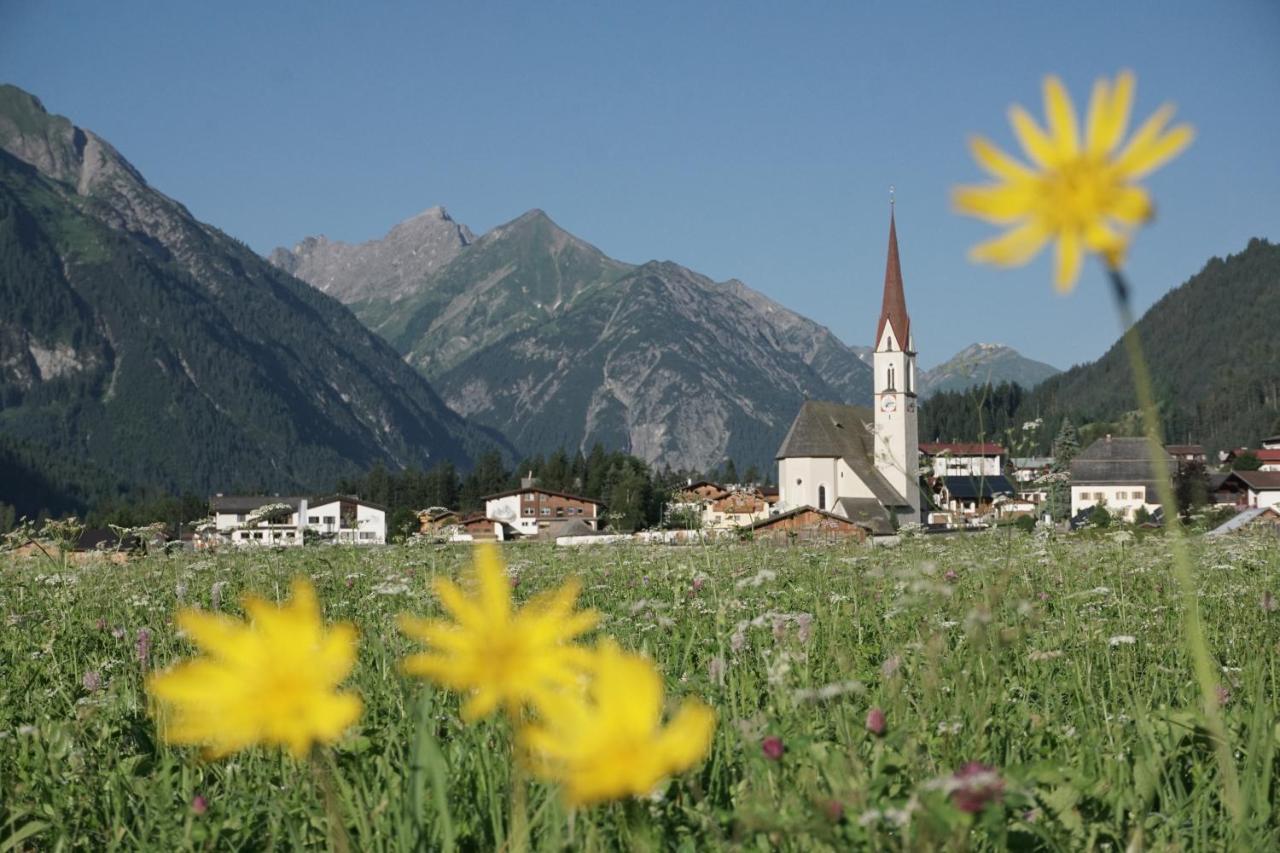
[0,85,506,504]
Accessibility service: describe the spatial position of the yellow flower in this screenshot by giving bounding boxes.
[398,543,599,721]
[147,578,361,759]
[520,640,716,806]
[954,70,1193,291]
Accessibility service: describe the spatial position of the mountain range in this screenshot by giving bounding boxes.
[920,237,1280,456]
[919,343,1060,398]
[0,84,505,507]
[272,209,882,471]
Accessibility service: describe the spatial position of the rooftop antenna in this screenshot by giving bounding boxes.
[889,185,895,210]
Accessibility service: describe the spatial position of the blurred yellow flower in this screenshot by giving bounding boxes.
[521,640,716,806]
[953,70,1193,291]
[148,578,361,759]
[398,543,598,721]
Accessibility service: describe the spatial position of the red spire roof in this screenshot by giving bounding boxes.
[875,210,911,351]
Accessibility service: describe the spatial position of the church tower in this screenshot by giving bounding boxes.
[872,203,920,523]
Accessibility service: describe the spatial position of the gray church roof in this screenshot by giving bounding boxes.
[831,497,897,536]
[775,400,910,508]
[1070,437,1176,490]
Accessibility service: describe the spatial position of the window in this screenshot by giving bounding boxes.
[556,508,565,517]
[308,516,319,524]
[359,532,374,540]
[324,516,335,525]
[818,485,827,510]
[285,532,295,538]
[1115,491,1126,501]
[540,507,551,516]
[524,493,535,502]
[523,507,534,516]
[1132,487,1145,501]
[887,365,896,390]
[236,513,246,522]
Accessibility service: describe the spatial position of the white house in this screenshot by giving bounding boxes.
[1069,437,1175,522]
[776,207,919,533]
[1215,471,1280,510]
[482,478,604,540]
[205,494,386,547]
[920,442,1006,478]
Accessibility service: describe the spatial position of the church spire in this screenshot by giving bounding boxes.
[875,202,911,352]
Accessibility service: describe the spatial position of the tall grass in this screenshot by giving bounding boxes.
[2,532,1277,849]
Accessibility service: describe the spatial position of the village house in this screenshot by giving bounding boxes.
[1213,470,1280,510]
[704,488,773,530]
[920,442,1006,478]
[1206,505,1280,537]
[482,476,604,539]
[1164,444,1207,465]
[1069,437,1175,522]
[204,494,387,547]
[416,507,459,535]
[749,505,875,542]
[775,207,921,534]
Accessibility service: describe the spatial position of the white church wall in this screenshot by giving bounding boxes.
[779,457,838,511]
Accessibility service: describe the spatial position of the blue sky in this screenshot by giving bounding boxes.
[3,1,1277,370]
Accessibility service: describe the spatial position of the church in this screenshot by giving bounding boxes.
[774,208,922,533]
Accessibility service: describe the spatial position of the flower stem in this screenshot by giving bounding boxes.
[1105,267,1244,832]
[311,749,353,853]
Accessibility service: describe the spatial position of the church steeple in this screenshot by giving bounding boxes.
[871,197,920,524]
[875,207,912,353]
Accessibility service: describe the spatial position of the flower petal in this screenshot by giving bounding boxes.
[1054,229,1083,293]
[951,184,1034,224]
[1106,185,1153,225]
[1008,105,1058,169]
[1043,75,1080,159]
[968,135,1034,182]
[968,221,1050,267]
[1116,118,1194,179]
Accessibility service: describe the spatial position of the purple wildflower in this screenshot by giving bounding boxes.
[865,706,886,736]
[951,762,1004,813]
[191,795,208,816]
[136,628,152,670]
[762,736,784,761]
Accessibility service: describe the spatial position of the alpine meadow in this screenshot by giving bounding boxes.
[3,3,1280,851]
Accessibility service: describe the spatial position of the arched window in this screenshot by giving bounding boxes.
[818,485,827,510]
[887,365,896,391]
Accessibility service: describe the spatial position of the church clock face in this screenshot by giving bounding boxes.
[880,394,897,413]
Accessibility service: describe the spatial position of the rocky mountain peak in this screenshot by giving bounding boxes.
[269,205,475,304]
[0,84,145,196]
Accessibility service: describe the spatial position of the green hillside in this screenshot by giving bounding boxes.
[922,238,1280,454]
[0,86,506,505]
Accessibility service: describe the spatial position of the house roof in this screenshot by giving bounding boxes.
[480,486,605,506]
[941,475,1017,500]
[1012,456,1054,468]
[921,442,1006,457]
[547,519,605,540]
[831,497,897,536]
[1223,470,1280,491]
[309,494,387,512]
[1206,506,1280,537]
[210,495,305,513]
[876,210,911,350]
[209,494,385,512]
[749,504,880,535]
[1069,437,1176,487]
[1164,444,1205,455]
[775,400,909,508]
[1255,450,1280,463]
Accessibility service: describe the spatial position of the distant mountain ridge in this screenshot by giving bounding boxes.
[920,343,1060,398]
[920,238,1280,456]
[273,209,876,471]
[0,84,506,503]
